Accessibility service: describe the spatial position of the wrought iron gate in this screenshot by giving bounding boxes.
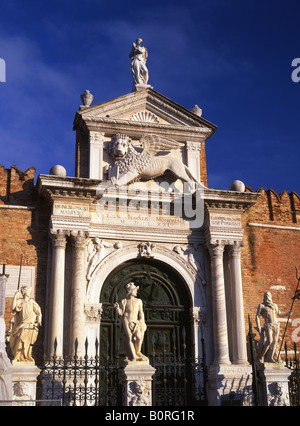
[37,335,208,406]
[285,342,300,406]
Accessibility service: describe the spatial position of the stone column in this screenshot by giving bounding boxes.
[229,241,248,364]
[49,230,68,357]
[208,242,231,365]
[191,307,207,358]
[89,131,104,179]
[84,303,102,357]
[186,141,201,182]
[70,231,87,357]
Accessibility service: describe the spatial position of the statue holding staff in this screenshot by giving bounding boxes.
[7,286,42,364]
[256,291,289,363]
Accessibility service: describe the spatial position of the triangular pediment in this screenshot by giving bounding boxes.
[74,88,217,137]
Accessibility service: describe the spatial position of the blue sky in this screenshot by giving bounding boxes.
[0,0,299,194]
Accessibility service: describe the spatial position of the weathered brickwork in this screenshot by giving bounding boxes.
[0,165,50,361]
[242,186,300,351]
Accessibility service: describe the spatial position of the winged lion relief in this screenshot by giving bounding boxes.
[108,133,199,188]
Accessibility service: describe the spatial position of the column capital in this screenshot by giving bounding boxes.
[49,229,69,248]
[190,306,207,324]
[89,130,105,143]
[228,240,245,257]
[207,240,225,258]
[84,303,103,323]
[186,141,201,152]
[70,230,89,249]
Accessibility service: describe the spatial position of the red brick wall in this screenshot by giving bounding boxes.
[0,164,36,205]
[0,165,50,361]
[242,187,300,353]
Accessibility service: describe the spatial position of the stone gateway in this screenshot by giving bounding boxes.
[0,38,299,406]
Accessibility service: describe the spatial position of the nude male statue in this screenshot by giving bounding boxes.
[115,282,148,363]
[256,291,289,363]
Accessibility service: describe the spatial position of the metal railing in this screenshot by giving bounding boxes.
[37,338,122,406]
[285,342,300,406]
[37,333,208,407]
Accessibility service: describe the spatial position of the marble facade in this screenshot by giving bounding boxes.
[34,87,266,405]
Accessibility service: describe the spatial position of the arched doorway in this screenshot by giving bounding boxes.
[100,258,193,361]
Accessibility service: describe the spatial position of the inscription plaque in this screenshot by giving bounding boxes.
[210,214,241,228]
[4,265,35,297]
[93,211,190,230]
[53,203,89,218]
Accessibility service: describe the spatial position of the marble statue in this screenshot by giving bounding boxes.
[109,133,199,187]
[256,291,289,363]
[7,286,42,364]
[86,238,111,281]
[0,273,12,402]
[138,242,155,258]
[129,38,149,90]
[115,283,148,363]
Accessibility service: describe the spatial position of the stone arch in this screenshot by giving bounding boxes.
[86,243,205,308]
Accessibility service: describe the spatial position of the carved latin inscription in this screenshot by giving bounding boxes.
[210,215,241,228]
[53,203,89,218]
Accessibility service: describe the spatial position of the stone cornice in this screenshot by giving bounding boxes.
[73,88,217,142]
[36,174,100,203]
[37,175,261,213]
[204,188,261,211]
[74,115,213,142]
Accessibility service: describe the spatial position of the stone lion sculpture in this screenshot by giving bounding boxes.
[108,133,200,187]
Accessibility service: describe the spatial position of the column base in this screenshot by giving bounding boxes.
[120,363,156,406]
[0,343,13,405]
[208,364,253,406]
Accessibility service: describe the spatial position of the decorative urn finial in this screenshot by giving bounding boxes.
[80,90,93,107]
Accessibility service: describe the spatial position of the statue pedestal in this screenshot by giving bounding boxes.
[257,363,290,406]
[12,364,40,406]
[133,84,153,92]
[120,362,156,406]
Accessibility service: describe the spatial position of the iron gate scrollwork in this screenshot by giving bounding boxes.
[150,329,208,406]
[285,342,300,406]
[38,259,208,406]
[37,338,123,406]
[37,335,208,406]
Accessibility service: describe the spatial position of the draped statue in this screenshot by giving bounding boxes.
[7,286,42,364]
[129,38,150,90]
